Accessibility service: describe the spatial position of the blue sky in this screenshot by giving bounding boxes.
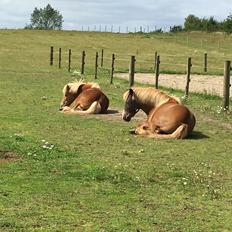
[0,0,231,31]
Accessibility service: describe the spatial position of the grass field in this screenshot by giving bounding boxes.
[1,29,232,75]
[1,29,232,231]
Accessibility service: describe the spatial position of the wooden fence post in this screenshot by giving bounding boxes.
[81,51,86,74]
[68,49,71,72]
[154,51,158,73]
[204,52,207,72]
[129,56,136,87]
[58,48,61,69]
[101,49,104,67]
[223,60,231,110]
[50,46,53,66]
[110,54,115,84]
[185,57,192,98]
[155,55,160,89]
[95,52,99,79]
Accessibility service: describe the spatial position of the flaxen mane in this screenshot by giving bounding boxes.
[62,79,100,95]
[123,87,181,107]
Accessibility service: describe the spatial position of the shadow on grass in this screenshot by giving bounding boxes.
[106,109,119,114]
[188,131,209,140]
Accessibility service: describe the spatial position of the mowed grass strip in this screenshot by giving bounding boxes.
[0,30,232,231]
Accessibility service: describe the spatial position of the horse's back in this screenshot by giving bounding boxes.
[75,88,109,113]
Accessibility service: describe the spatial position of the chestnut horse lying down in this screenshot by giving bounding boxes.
[122,87,196,139]
[60,80,109,114]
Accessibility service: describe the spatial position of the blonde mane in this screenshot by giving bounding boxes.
[62,79,100,94]
[123,87,181,107]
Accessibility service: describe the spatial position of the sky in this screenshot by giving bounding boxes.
[0,0,231,32]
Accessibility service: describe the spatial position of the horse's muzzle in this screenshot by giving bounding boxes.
[123,116,131,122]
[122,110,131,122]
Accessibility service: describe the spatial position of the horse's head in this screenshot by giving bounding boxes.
[60,84,79,111]
[122,89,140,121]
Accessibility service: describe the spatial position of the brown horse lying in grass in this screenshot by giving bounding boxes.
[60,80,109,114]
[122,87,196,139]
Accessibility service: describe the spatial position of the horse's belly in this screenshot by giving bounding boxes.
[74,97,94,110]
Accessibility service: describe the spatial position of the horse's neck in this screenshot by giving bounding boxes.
[139,104,154,115]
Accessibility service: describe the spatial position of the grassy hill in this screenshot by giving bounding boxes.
[1,29,232,75]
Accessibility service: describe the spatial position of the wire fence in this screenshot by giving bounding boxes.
[50,46,228,77]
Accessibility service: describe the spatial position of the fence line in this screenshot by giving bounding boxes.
[49,46,228,79]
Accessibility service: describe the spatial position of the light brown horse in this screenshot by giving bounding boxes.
[60,80,109,114]
[122,87,196,139]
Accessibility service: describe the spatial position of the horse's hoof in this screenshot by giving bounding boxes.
[129,129,136,134]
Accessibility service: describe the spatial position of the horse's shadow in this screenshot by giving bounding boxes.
[187,131,209,140]
[106,109,119,114]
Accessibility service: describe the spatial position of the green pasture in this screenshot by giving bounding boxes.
[0,29,232,231]
[1,29,232,75]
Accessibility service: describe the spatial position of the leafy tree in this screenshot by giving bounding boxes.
[202,17,220,32]
[184,14,202,31]
[223,14,232,34]
[26,4,63,30]
[170,25,183,33]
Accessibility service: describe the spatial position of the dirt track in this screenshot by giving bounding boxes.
[116,73,231,97]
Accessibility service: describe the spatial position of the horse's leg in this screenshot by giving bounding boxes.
[169,123,188,139]
[149,124,188,139]
[62,101,101,115]
[61,106,73,112]
[135,123,188,139]
[77,101,101,114]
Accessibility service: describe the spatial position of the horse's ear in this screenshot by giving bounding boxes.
[77,84,85,95]
[64,85,70,95]
[128,88,136,101]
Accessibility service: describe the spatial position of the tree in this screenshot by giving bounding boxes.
[201,17,220,32]
[26,4,63,30]
[223,14,232,34]
[170,25,183,33]
[184,14,202,31]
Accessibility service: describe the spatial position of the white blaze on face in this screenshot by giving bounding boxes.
[122,109,126,119]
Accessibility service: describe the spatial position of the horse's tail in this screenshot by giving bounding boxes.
[61,101,102,115]
[141,123,188,139]
[170,123,188,139]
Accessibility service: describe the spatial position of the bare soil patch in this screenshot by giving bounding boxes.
[116,73,231,97]
[0,151,20,164]
[93,108,146,122]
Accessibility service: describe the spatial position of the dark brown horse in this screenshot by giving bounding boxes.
[60,80,109,114]
[122,87,196,139]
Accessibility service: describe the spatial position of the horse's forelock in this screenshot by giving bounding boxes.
[123,90,129,101]
[63,80,100,96]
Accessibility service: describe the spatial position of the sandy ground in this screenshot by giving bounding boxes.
[116,73,231,97]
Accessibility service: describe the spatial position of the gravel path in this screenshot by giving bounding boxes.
[116,73,231,97]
